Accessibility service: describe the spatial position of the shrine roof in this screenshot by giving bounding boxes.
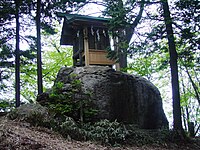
[57,12,109,26]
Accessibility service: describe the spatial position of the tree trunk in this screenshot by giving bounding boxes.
[128,0,145,42]
[118,29,128,70]
[15,0,20,107]
[188,122,195,137]
[122,0,145,70]
[181,106,187,131]
[118,51,127,70]
[184,66,200,106]
[161,0,183,131]
[36,0,43,94]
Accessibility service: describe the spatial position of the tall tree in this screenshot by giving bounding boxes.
[126,0,199,134]
[36,0,86,95]
[103,0,145,70]
[161,0,183,131]
[1,0,86,101]
[36,0,43,95]
[15,0,20,107]
[174,0,200,106]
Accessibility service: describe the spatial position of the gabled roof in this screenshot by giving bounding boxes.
[58,12,110,45]
[57,12,109,27]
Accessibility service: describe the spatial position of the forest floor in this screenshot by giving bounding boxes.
[0,116,200,150]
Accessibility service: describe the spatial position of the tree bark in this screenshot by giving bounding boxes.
[15,0,20,107]
[161,0,183,131]
[127,0,145,43]
[116,0,145,70]
[36,0,43,94]
[184,66,200,106]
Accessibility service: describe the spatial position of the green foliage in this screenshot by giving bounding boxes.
[82,119,130,145]
[128,40,170,81]
[60,116,84,140]
[0,44,14,92]
[0,100,14,112]
[103,0,129,30]
[7,103,184,146]
[19,25,73,102]
[60,119,174,146]
[1,0,75,102]
[59,119,130,145]
[8,105,129,145]
[42,31,73,89]
[46,77,98,122]
[41,22,57,35]
[122,0,199,134]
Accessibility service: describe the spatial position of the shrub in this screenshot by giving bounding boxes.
[47,79,98,123]
[60,116,84,140]
[0,100,14,112]
[7,104,174,147]
[82,119,130,145]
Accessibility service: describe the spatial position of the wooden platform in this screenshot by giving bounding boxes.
[87,49,114,65]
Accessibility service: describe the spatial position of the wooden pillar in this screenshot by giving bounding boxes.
[73,40,77,66]
[83,27,89,66]
[115,63,120,71]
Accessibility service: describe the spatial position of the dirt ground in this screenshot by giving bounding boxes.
[0,116,200,150]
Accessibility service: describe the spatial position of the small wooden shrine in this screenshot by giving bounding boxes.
[58,13,115,67]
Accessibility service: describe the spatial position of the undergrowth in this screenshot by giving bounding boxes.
[6,76,185,146]
[43,77,98,123]
[7,103,176,146]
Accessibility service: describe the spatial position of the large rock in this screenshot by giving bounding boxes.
[41,66,168,129]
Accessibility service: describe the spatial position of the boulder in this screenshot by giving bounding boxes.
[39,66,168,129]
